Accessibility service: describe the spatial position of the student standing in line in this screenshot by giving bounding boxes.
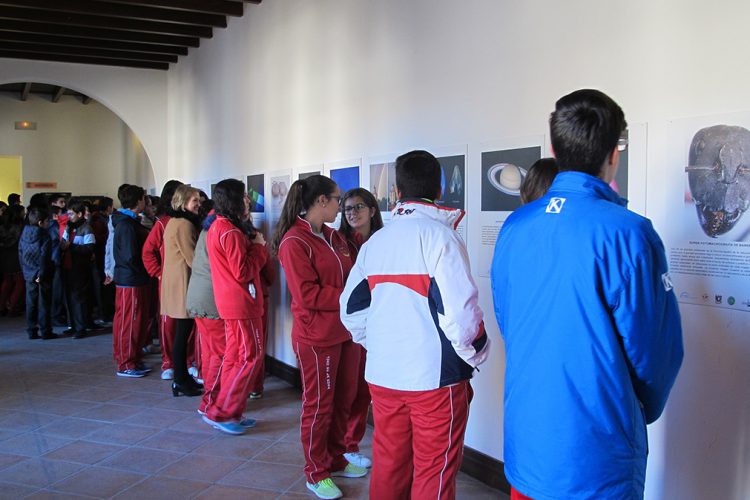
[112,185,151,377]
[61,199,96,339]
[491,89,683,500]
[336,187,384,469]
[247,235,276,400]
[203,179,267,434]
[19,206,55,340]
[272,175,368,500]
[340,151,489,500]
[142,180,183,380]
[161,185,203,397]
[0,204,26,317]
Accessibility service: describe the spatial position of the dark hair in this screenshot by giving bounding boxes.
[395,150,442,200]
[213,179,248,230]
[270,175,338,254]
[67,198,87,216]
[2,204,24,226]
[50,205,61,216]
[158,180,183,216]
[7,193,20,206]
[93,196,114,213]
[520,158,559,204]
[339,188,384,239]
[27,206,49,226]
[549,89,627,176]
[28,193,49,209]
[118,185,145,210]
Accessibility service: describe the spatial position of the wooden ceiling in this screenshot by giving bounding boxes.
[0,0,262,71]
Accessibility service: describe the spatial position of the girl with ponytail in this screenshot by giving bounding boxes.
[201,179,268,435]
[273,175,368,499]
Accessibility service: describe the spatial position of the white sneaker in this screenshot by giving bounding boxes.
[161,368,174,380]
[344,451,372,468]
[188,366,203,384]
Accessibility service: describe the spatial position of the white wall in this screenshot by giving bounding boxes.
[0,58,168,189]
[0,92,154,200]
[164,1,750,498]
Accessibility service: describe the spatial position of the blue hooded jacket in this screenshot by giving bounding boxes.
[491,172,683,499]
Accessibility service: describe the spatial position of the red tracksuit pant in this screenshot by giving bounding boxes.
[196,317,225,415]
[511,486,534,499]
[368,380,473,500]
[344,344,370,453]
[248,297,270,394]
[206,318,263,423]
[112,286,150,371]
[295,339,360,484]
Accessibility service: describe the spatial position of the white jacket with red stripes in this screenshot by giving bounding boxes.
[340,199,489,391]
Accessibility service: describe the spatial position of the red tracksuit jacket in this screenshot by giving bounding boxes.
[142,214,171,278]
[206,215,268,320]
[278,217,353,347]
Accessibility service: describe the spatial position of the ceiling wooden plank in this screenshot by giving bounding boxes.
[0,31,188,55]
[0,0,226,28]
[0,50,169,70]
[0,40,179,63]
[20,81,31,101]
[52,86,66,103]
[102,0,243,17]
[0,20,200,47]
[0,6,214,38]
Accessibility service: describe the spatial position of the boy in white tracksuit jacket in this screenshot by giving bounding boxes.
[340,150,489,500]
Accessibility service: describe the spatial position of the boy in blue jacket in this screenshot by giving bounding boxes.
[19,206,55,340]
[491,89,683,500]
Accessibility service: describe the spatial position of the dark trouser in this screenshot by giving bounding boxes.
[25,278,51,336]
[172,318,195,384]
[90,263,104,322]
[63,269,89,334]
[51,266,68,326]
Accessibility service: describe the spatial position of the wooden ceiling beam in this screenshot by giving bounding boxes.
[0,6,213,38]
[81,95,92,104]
[20,81,31,101]
[52,85,65,103]
[0,50,169,70]
[0,40,179,63]
[0,31,188,55]
[0,20,200,47]
[93,0,243,17]
[0,1,226,28]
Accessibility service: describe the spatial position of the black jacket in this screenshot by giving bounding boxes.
[19,225,52,282]
[112,210,150,287]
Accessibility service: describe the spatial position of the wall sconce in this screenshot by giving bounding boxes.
[15,121,37,130]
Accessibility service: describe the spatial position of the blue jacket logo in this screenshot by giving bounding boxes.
[545,197,566,213]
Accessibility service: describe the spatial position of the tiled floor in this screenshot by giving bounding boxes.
[0,316,507,499]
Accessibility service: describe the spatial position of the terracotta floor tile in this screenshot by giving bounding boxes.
[72,404,143,423]
[193,484,280,500]
[36,418,110,440]
[100,447,182,474]
[23,489,98,500]
[219,460,303,492]
[157,453,244,483]
[0,433,72,457]
[120,407,194,429]
[192,435,274,460]
[50,466,147,498]
[43,440,124,465]
[0,451,27,471]
[137,429,213,453]
[0,457,85,488]
[0,480,40,498]
[112,475,211,500]
[252,441,306,467]
[0,411,56,433]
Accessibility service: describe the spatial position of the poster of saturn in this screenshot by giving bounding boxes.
[481,146,541,212]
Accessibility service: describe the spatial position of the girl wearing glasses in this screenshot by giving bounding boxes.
[271,175,368,500]
[336,188,384,470]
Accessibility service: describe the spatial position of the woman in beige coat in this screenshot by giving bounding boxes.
[161,185,203,397]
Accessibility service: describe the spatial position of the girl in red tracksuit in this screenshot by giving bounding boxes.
[203,179,268,436]
[271,175,367,500]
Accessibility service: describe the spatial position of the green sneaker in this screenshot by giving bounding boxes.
[331,462,368,478]
[306,477,343,499]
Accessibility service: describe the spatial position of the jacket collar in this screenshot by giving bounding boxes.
[392,199,465,229]
[548,171,628,207]
[295,216,335,239]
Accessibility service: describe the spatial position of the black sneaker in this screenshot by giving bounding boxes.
[73,331,87,339]
[41,332,59,340]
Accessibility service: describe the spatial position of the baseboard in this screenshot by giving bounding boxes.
[266,356,508,494]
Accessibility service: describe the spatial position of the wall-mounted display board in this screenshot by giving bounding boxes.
[476,136,543,277]
[433,144,468,241]
[325,159,362,230]
[663,112,750,311]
